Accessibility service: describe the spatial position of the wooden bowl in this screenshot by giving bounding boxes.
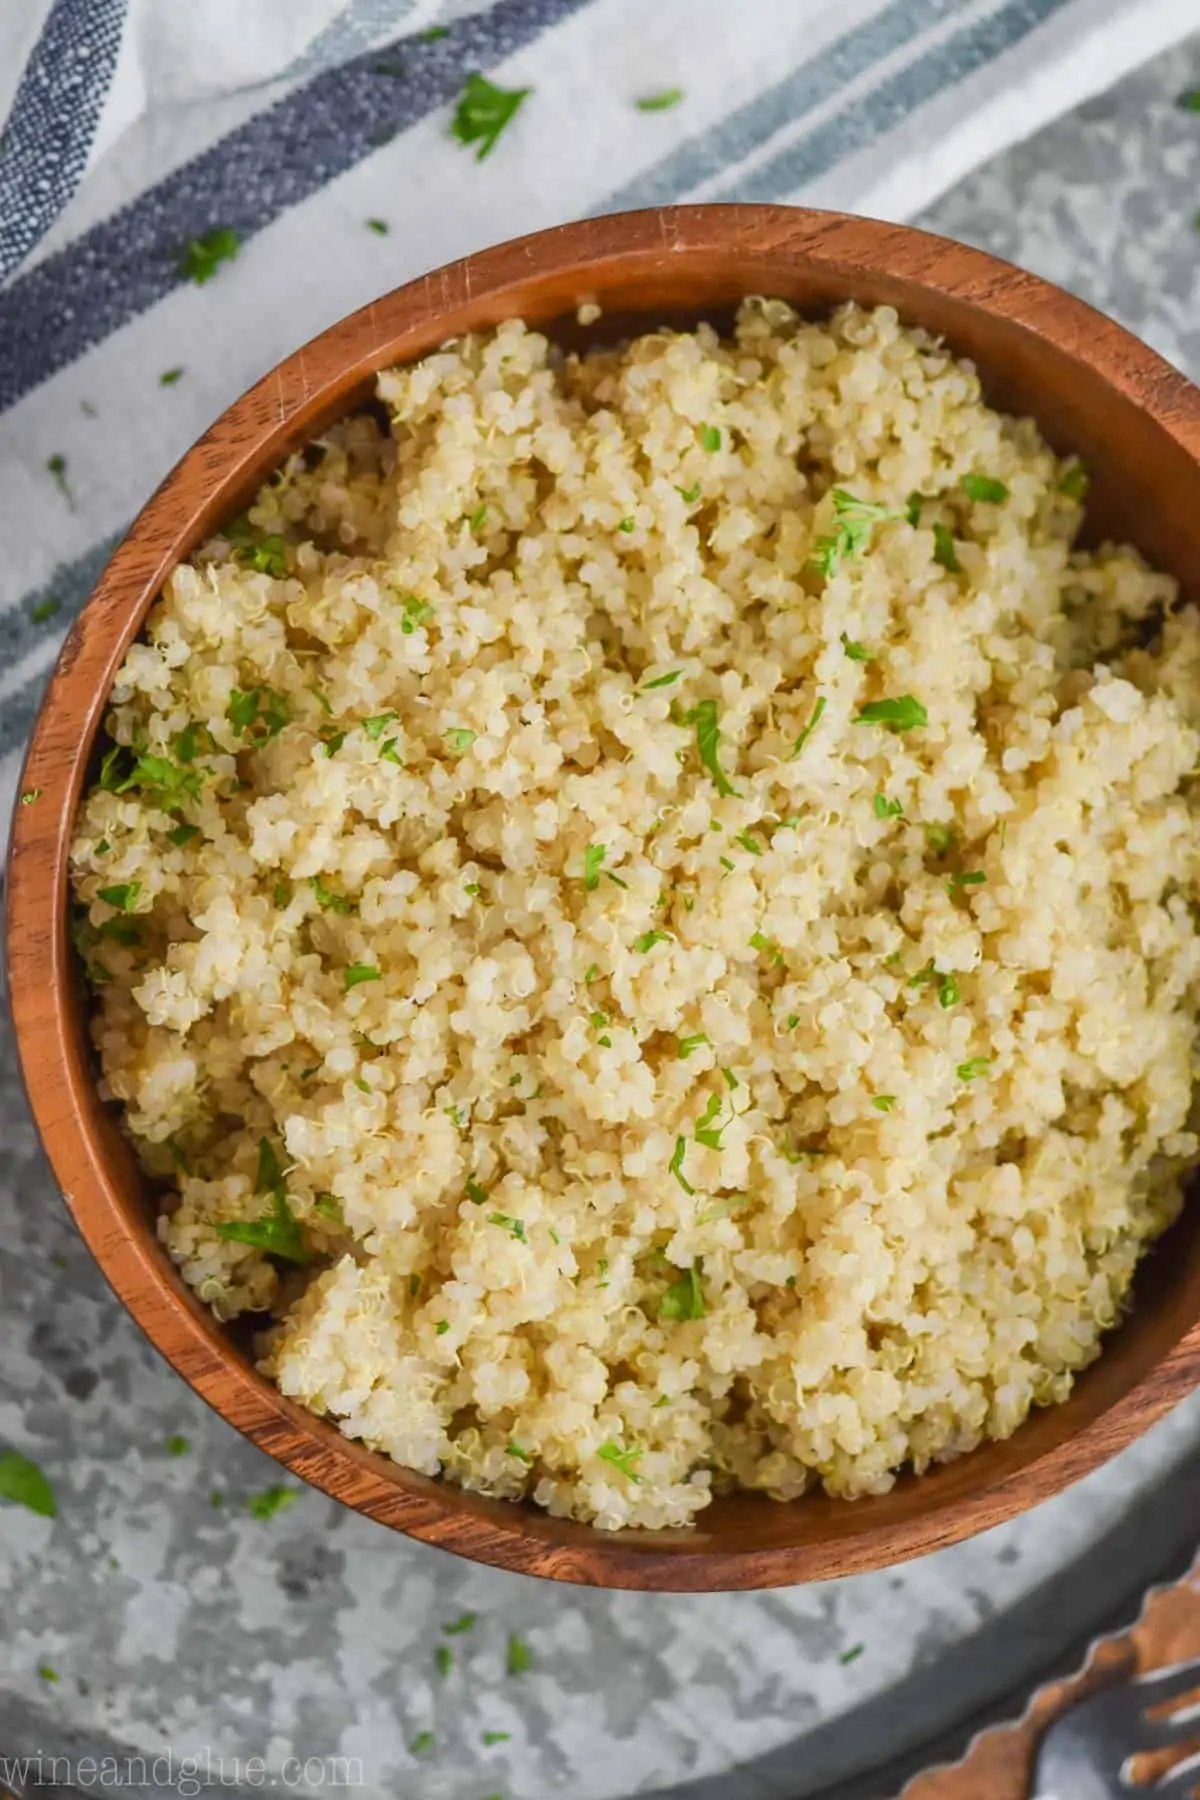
[9,205,1200,1591]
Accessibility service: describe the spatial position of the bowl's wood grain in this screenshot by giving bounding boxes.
[8,205,1200,1590]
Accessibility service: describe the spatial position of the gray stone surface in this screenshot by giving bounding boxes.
[5,31,1200,1800]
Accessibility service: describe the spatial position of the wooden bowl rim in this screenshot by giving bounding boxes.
[8,203,1200,1591]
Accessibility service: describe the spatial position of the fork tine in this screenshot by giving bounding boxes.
[1149,1747,1200,1798]
[1137,1659,1200,1708]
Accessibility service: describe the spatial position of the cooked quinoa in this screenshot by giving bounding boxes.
[70,300,1200,1530]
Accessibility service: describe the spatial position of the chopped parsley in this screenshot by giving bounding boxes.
[687,698,738,796]
[905,492,925,526]
[669,1136,694,1196]
[215,1139,308,1264]
[924,821,954,855]
[812,489,899,576]
[636,88,684,111]
[159,367,185,386]
[947,869,986,893]
[606,871,629,890]
[642,669,682,690]
[596,1440,643,1482]
[749,930,781,963]
[482,1730,512,1745]
[31,596,60,623]
[165,1434,190,1457]
[584,963,600,982]
[790,693,826,758]
[363,712,398,741]
[0,1449,57,1517]
[445,728,476,753]
[310,875,352,914]
[962,474,1009,503]
[38,1665,59,1683]
[634,929,667,953]
[1059,462,1089,501]
[658,1261,705,1322]
[379,738,403,765]
[399,593,435,633]
[700,424,722,453]
[676,481,702,504]
[957,1058,991,1082]
[366,217,389,235]
[320,728,347,757]
[227,686,290,742]
[410,1732,435,1756]
[873,794,903,820]
[734,831,764,855]
[450,72,531,161]
[443,1612,477,1635]
[409,1273,421,1297]
[46,453,73,505]
[694,1092,730,1151]
[618,516,636,532]
[178,227,240,284]
[938,972,960,1009]
[583,843,606,890]
[932,522,961,573]
[840,1644,866,1666]
[97,881,140,912]
[422,24,449,39]
[314,1194,344,1226]
[506,1633,533,1676]
[464,882,481,897]
[466,1179,489,1205]
[344,963,382,991]
[677,1032,710,1059]
[506,1442,533,1464]
[435,1645,454,1678]
[247,1485,296,1520]
[872,1094,897,1115]
[841,633,874,662]
[488,1212,528,1243]
[853,695,927,732]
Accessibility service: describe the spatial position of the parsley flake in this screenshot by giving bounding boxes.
[159,367,185,386]
[443,1612,477,1635]
[247,1485,296,1520]
[165,1434,190,1457]
[1059,463,1089,501]
[677,1032,710,1059]
[905,492,925,526]
[31,596,60,623]
[636,88,684,111]
[97,881,140,912]
[435,1645,453,1678]
[46,453,73,505]
[871,1095,896,1114]
[938,972,960,1009]
[642,669,682,690]
[410,1732,435,1756]
[310,875,351,914]
[465,1179,489,1205]
[874,794,903,820]
[597,1440,643,1482]
[700,424,722,453]
[178,227,240,284]
[734,831,764,855]
[841,633,874,662]
[676,481,701,504]
[482,1730,512,1745]
[790,693,826,758]
[583,843,606,890]
[669,1136,694,1196]
[812,489,900,576]
[445,728,476,754]
[924,821,954,855]
[947,870,986,893]
[932,522,961,573]
[957,1057,991,1081]
[38,1665,59,1683]
[506,1633,533,1676]
[840,1644,866,1666]
[344,963,381,991]
[634,929,667,953]
[962,474,1009,503]
[687,698,738,796]
[506,1442,533,1464]
[366,217,389,235]
[0,1449,56,1518]
[854,695,927,732]
[488,1212,528,1242]
[659,1261,705,1322]
[450,73,530,161]
[227,686,289,742]
[363,712,397,741]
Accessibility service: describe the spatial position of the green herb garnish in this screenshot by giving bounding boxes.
[46,453,73,505]
[694,1092,729,1150]
[871,1095,895,1113]
[506,1442,533,1464]
[97,881,140,912]
[450,72,531,160]
[658,1261,705,1321]
[344,963,381,991]
[854,695,927,732]
[506,1633,533,1676]
[443,1612,477,1635]
[687,698,737,797]
[905,492,925,526]
[314,1194,344,1226]
[700,424,722,453]
[932,522,961,572]
[159,367,185,386]
[957,1057,991,1081]
[962,474,1008,503]
[634,930,667,953]
[1059,463,1089,501]
[636,88,684,111]
[790,693,826,758]
[227,686,289,742]
[939,972,960,1008]
[435,1645,453,1678]
[488,1212,528,1242]
[924,821,954,855]
[669,1136,694,1196]
[310,875,351,914]
[676,481,701,504]
[583,843,606,890]
[840,1644,865,1666]
[841,633,873,662]
[445,728,476,754]
[677,1033,710,1060]
[874,794,903,820]
[178,227,239,284]
[400,593,435,633]
[465,1179,489,1205]
[410,1732,435,1756]
[734,831,764,855]
[247,1485,296,1520]
[482,1730,512,1744]
[366,217,389,235]
[38,1665,59,1682]
[165,1434,190,1457]
[642,669,682,690]
[0,1449,56,1517]
[947,870,986,892]
[596,1440,643,1481]
[812,489,899,576]
[31,596,60,623]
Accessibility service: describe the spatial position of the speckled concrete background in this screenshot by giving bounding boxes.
[5,31,1200,1800]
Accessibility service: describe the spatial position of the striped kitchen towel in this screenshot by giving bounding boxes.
[0,0,1194,824]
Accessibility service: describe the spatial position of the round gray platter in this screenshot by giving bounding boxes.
[4,30,1200,1800]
